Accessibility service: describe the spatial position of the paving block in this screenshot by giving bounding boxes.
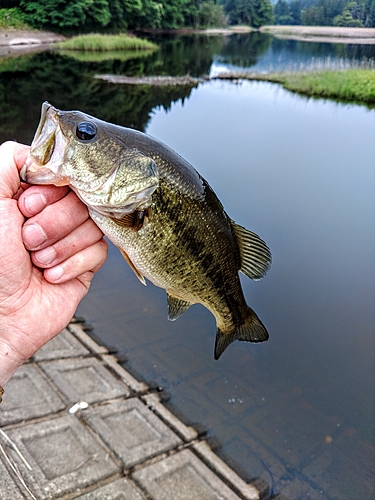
[6,415,120,500]
[33,328,89,361]
[0,456,25,499]
[242,392,339,469]
[303,430,375,500]
[274,477,326,500]
[132,449,242,500]
[193,441,261,500]
[101,354,149,394]
[0,364,65,426]
[83,398,182,468]
[68,323,108,355]
[39,357,130,403]
[142,392,198,442]
[75,478,146,499]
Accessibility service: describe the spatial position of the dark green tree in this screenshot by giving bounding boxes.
[19,0,111,29]
[274,0,293,23]
[289,0,302,23]
[223,0,273,26]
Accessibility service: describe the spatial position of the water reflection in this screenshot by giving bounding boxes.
[212,33,375,74]
[1,33,374,499]
[1,32,374,144]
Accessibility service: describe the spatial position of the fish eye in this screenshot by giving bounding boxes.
[76,121,97,141]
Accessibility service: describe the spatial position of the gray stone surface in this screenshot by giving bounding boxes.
[39,357,130,403]
[101,354,149,394]
[6,415,120,500]
[0,321,267,500]
[33,328,89,361]
[132,449,242,500]
[83,398,182,468]
[68,323,108,354]
[0,456,25,499]
[193,441,260,500]
[142,393,198,442]
[75,478,147,499]
[0,364,65,426]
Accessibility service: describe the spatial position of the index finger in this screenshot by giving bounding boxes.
[18,184,70,218]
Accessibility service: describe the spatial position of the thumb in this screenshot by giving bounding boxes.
[0,142,29,199]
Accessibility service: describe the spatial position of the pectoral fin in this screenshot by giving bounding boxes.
[232,221,272,280]
[118,248,146,286]
[167,293,192,321]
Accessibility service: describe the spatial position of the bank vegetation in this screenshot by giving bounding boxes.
[215,69,375,105]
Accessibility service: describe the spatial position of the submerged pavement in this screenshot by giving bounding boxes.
[0,319,278,500]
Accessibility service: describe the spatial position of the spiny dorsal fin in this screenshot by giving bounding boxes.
[214,307,269,360]
[118,248,146,286]
[167,293,192,321]
[232,221,271,280]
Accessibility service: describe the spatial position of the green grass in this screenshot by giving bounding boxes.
[281,69,375,104]
[57,34,157,52]
[217,69,375,105]
[0,8,31,29]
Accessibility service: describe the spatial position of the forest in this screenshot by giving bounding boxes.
[0,0,374,30]
[273,0,375,27]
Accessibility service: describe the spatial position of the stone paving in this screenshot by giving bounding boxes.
[0,319,280,500]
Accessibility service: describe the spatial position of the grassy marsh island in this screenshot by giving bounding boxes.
[56,34,157,52]
[215,69,375,105]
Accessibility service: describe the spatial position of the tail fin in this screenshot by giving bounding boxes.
[214,308,269,360]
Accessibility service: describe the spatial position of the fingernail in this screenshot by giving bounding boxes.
[22,223,47,249]
[24,193,46,215]
[47,266,64,281]
[35,246,56,266]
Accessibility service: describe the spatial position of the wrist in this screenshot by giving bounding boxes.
[0,324,27,386]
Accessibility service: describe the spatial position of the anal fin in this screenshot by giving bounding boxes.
[167,293,192,321]
[118,248,146,286]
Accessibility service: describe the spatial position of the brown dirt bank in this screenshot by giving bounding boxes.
[0,29,65,57]
[260,25,375,44]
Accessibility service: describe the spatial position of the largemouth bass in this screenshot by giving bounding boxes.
[22,102,271,359]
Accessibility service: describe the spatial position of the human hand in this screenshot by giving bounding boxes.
[0,142,108,386]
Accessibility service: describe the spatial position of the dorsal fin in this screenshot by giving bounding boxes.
[167,293,192,321]
[118,248,146,286]
[232,221,271,280]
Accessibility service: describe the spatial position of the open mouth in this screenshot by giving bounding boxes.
[20,102,70,186]
[21,101,160,215]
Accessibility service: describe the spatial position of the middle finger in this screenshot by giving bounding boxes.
[31,218,104,268]
[22,191,89,251]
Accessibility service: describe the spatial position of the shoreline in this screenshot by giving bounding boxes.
[260,25,375,44]
[1,25,375,53]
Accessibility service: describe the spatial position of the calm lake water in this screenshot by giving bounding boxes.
[1,33,374,499]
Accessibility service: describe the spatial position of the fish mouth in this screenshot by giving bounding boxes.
[20,102,70,186]
[21,101,159,215]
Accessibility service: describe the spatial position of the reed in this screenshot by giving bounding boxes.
[56,34,157,52]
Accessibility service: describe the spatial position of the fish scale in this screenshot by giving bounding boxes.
[22,102,272,360]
